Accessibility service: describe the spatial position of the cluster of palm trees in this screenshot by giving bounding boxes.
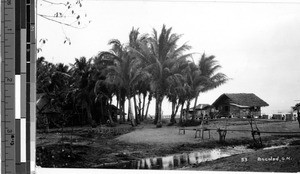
[37,25,227,128]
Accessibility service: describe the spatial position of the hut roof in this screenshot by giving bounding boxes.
[212,93,269,107]
[36,93,58,114]
[193,104,211,110]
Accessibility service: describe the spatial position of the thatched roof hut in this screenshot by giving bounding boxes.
[194,104,211,110]
[36,93,58,114]
[212,93,269,118]
[212,93,269,108]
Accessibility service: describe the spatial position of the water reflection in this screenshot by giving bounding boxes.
[133,146,252,170]
[97,146,254,169]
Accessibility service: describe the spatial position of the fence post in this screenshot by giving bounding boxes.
[217,128,227,143]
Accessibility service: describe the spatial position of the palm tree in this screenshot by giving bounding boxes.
[71,57,96,126]
[37,57,56,94]
[132,25,192,128]
[37,58,74,131]
[166,59,189,125]
[192,53,228,121]
[100,37,150,127]
[93,78,116,126]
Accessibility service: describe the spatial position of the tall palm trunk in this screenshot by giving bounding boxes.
[138,94,142,121]
[145,92,152,120]
[141,93,146,120]
[170,101,177,124]
[154,93,159,124]
[117,90,121,123]
[185,99,191,121]
[99,98,104,124]
[116,94,119,111]
[156,95,164,128]
[192,92,200,121]
[127,95,136,127]
[133,95,140,124]
[120,99,125,123]
[107,99,114,125]
[85,103,93,126]
[170,100,180,124]
[179,100,185,125]
[174,101,180,117]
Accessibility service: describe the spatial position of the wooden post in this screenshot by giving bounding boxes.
[217,128,227,143]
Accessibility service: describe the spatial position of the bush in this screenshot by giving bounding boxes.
[37,114,49,132]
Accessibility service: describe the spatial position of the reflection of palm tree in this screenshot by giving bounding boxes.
[173,155,179,168]
[145,158,151,169]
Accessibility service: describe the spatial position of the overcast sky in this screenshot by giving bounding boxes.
[37,0,300,115]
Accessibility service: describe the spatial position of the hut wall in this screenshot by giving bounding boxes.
[251,111,262,117]
[285,114,293,121]
[188,109,211,119]
[229,105,241,118]
[228,106,261,118]
[214,96,264,118]
[240,108,250,118]
[272,114,282,120]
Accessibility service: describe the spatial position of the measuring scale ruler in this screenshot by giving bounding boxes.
[1,0,36,174]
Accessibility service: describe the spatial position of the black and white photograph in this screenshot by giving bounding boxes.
[34,0,300,173]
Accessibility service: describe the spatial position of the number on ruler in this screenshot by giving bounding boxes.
[10,135,14,145]
[30,25,35,31]
[6,129,12,134]
[6,77,12,82]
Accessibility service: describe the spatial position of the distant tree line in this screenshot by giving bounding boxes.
[37,25,228,128]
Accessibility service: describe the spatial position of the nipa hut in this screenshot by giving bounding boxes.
[212,93,269,118]
[188,104,212,119]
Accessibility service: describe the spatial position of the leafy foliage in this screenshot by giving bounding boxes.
[37,25,228,129]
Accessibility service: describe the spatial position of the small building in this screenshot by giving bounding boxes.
[212,93,269,118]
[192,104,211,116]
[285,113,293,121]
[272,114,283,120]
[36,93,60,131]
[189,104,212,119]
[182,104,213,120]
[261,114,269,119]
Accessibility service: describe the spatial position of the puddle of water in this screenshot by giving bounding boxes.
[93,137,300,170]
[106,146,255,170]
[263,144,289,150]
[99,144,291,169]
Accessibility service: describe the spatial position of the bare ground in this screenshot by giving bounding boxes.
[36,119,300,171]
[117,119,300,144]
